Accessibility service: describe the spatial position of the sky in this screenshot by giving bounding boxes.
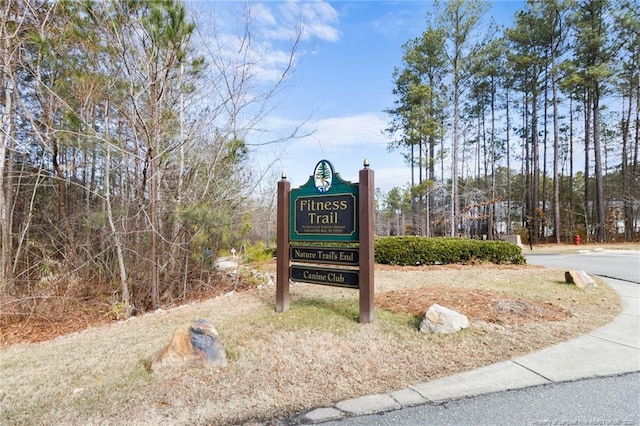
[192,1,526,193]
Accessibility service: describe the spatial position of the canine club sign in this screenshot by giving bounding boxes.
[276,159,375,323]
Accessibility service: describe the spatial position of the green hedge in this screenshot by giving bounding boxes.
[374,236,526,266]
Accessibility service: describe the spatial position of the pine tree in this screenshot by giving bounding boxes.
[571,0,615,242]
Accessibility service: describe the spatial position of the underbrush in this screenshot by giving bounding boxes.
[0,270,256,347]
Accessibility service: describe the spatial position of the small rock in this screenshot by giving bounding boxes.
[565,270,597,289]
[151,319,227,372]
[216,259,239,270]
[420,304,469,334]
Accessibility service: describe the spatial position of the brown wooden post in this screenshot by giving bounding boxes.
[276,175,290,312]
[358,161,375,323]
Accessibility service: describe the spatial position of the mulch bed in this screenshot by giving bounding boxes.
[376,286,571,325]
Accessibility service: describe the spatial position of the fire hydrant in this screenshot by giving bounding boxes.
[573,234,581,245]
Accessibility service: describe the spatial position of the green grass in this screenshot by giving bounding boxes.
[375,308,423,333]
[270,297,360,333]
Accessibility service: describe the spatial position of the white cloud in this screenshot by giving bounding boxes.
[248,113,390,149]
[192,2,340,86]
[297,113,389,149]
[252,3,278,27]
[248,1,340,42]
[370,7,427,38]
[248,112,408,191]
[374,166,412,192]
[278,1,340,42]
[254,113,411,192]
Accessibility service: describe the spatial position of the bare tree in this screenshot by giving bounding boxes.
[0,0,21,292]
[437,0,488,236]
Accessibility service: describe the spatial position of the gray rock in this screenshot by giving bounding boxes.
[216,258,239,270]
[420,303,469,334]
[151,319,227,372]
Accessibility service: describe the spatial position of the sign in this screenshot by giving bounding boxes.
[292,194,357,239]
[290,160,358,242]
[290,265,359,289]
[290,246,359,266]
[277,159,375,323]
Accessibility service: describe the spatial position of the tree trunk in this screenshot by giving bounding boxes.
[524,88,531,232]
[51,132,82,270]
[593,84,605,242]
[413,141,417,235]
[531,82,540,244]
[584,92,591,241]
[489,75,496,240]
[452,75,460,237]
[506,86,512,235]
[632,70,640,241]
[569,95,575,240]
[0,11,15,292]
[552,39,561,244]
[150,78,160,309]
[621,90,631,241]
[541,67,549,235]
[104,103,133,318]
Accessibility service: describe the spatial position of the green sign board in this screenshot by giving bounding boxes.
[290,160,359,242]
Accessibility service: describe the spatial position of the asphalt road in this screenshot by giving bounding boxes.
[321,372,640,426]
[315,250,640,426]
[526,249,640,283]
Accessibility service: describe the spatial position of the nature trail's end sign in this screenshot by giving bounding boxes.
[290,246,359,266]
[276,159,375,323]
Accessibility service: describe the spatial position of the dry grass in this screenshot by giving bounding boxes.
[0,264,621,425]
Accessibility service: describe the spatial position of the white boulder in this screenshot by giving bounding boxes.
[419,303,470,334]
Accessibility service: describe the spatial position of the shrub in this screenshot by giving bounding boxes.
[374,236,526,266]
[243,241,276,263]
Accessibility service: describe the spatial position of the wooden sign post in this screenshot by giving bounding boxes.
[276,174,290,313]
[358,163,375,323]
[276,160,375,323]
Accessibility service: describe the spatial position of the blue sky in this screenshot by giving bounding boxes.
[192,1,525,193]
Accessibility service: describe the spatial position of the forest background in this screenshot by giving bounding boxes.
[0,0,638,320]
